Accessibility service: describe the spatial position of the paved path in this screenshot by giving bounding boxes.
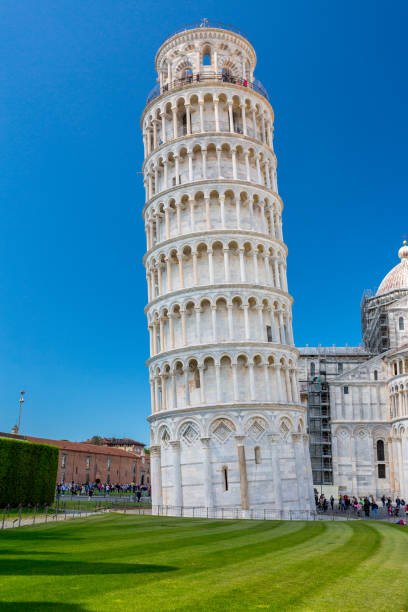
[1,511,105,530]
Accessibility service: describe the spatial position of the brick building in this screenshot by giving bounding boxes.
[0,433,150,486]
[84,437,146,455]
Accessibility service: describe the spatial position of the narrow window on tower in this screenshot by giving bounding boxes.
[194,368,200,388]
[343,386,349,395]
[254,446,261,464]
[338,362,343,374]
[310,362,315,377]
[266,325,273,342]
[399,316,404,330]
[378,464,386,479]
[376,439,385,461]
[374,370,378,381]
[202,45,211,66]
[222,466,229,491]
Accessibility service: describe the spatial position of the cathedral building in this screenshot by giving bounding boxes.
[299,241,408,499]
[141,21,314,515]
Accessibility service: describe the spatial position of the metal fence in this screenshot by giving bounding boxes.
[1,499,152,529]
[146,72,269,105]
[152,504,407,522]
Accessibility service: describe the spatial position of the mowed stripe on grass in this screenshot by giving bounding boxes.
[0,514,408,611]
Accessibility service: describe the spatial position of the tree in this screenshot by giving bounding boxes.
[90,436,103,446]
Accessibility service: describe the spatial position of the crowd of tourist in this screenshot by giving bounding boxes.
[315,492,407,520]
[56,482,151,500]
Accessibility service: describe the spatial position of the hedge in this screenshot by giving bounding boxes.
[0,437,59,507]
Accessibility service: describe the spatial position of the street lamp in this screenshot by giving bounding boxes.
[17,391,25,433]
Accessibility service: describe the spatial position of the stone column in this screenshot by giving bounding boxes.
[236,436,249,511]
[181,309,187,345]
[201,437,213,507]
[172,372,177,409]
[227,304,234,340]
[249,362,255,400]
[228,103,234,132]
[170,441,182,508]
[302,433,314,509]
[211,305,217,341]
[161,112,167,144]
[219,195,226,227]
[256,155,262,183]
[214,98,220,132]
[350,434,358,496]
[201,150,207,180]
[150,379,155,412]
[245,152,251,182]
[232,362,239,401]
[176,201,182,233]
[216,148,222,178]
[185,104,191,135]
[224,248,230,282]
[235,196,241,228]
[169,313,175,348]
[215,363,221,401]
[241,104,247,135]
[199,366,205,404]
[264,363,271,401]
[292,433,305,508]
[195,306,201,343]
[184,368,190,406]
[232,148,237,179]
[188,152,193,182]
[239,248,246,281]
[172,107,178,139]
[270,434,282,510]
[199,101,204,132]
[243,304,250,340]
[205,196,210,228]
[178,254,184,288]
[273,260,280,289]
[208,249,214,283]
[166,257,172,291]
[150,445,163,509]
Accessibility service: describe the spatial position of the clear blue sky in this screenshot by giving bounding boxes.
[1,1,407,443]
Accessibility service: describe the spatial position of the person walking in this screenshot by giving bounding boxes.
[372,502,378,520]
[330,495,334,511]
[363,497,370,519]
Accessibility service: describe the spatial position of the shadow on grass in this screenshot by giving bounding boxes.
[0,559,176,576]
[0,604,87,611]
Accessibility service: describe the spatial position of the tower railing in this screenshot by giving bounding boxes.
[146,72,269,105]
[161,21,250,44]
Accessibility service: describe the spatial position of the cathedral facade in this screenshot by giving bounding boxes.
[142,22,314,515]
[299,241,408,499]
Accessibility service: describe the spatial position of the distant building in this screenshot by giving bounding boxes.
[86,437,146,455]
[1,433,150,486]
[298,241,408,499]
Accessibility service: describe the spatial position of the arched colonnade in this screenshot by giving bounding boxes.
[149,350,300,413]
[146,238,288,301]
[147,294,294,356]
[143,91,273,157]
[145,189,282,249]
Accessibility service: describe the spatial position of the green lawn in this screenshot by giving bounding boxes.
[1,515,408,611]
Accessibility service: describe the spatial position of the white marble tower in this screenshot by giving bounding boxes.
[142,21,314,515]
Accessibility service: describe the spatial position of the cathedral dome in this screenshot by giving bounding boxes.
[376,241,408,296]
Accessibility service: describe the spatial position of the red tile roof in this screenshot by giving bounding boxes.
[0,433,139,458]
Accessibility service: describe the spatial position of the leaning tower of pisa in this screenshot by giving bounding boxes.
[142,21,314,515]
